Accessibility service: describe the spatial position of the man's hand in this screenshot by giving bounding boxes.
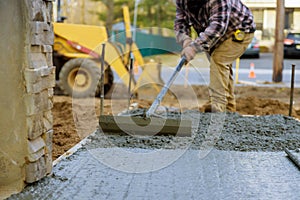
[181,45,197,62]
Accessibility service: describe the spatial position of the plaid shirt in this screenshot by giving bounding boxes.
[174,0,255,52]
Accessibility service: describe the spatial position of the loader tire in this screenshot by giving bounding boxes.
[59,58,100,98]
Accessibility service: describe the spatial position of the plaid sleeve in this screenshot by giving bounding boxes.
[174,0,192,46]
[194,0,231,51]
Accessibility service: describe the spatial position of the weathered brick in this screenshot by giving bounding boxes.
[24,90,52,116]
[48,95,54,110]
[27,137,46,162]
[45,52,53,66]
[41,65,55,77]
[25,76,54,94]
[45,2,54,23]
[27,148,45,163]
[24,66,55,93]
[27,114,44,140]
[42,45,52,53]
[25,157,47,183]
[24,66,54,83]
[27,111,53,140]
[24,68,41,84]
[31,31,54,46]
[31,45,42,53]
[48,88,54,97]
[42,129,53,147]
[28,137,46,154]
[28,52,48,69]
[44,143,52,174]
[25,76,55,94]
[31,21,51,34]
[43,111,53,132]
[28,0,47,22]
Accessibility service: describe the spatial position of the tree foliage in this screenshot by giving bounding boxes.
[92,0,176,32]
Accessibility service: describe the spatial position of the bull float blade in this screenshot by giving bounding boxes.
[99,115,191,137]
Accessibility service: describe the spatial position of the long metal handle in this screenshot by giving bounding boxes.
[146,56,186,117]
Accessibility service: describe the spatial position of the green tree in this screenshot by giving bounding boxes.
[92,0,134,30]
[138,0,176,33]
[93,0,176,33]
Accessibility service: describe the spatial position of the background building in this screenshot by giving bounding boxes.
[243,0,300,40]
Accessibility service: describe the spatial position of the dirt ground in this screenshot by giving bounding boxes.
[52,84,300,160]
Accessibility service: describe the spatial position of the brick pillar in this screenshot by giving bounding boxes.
[0,0,54,198]
[24,0,55,183]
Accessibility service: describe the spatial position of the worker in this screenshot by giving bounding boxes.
[174,0,255,112]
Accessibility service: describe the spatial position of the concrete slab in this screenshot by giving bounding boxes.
[7,113,300,199]
[8,147,300,200]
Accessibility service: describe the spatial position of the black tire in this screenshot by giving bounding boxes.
[59,58,100,98]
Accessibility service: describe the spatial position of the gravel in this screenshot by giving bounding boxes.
[89,111,300,152]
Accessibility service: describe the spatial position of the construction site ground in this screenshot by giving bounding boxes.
[8,83,300,199]
[51,83,300,160]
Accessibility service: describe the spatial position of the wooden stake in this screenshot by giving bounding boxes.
[289,64,295,116]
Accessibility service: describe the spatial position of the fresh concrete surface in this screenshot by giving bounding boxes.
[8,112,300,200]
[8,147,300,200]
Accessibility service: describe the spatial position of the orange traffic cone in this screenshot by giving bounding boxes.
[248,62,256,78]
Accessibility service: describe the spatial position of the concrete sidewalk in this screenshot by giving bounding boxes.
[8,146,300,200]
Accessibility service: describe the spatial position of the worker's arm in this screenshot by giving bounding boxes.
[193,0,231,52]
[174,1,192,46]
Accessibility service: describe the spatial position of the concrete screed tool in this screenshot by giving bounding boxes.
[99,56,192,136]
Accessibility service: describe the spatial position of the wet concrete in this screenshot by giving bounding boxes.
[95,112,300,152]
[8,112,300,199]
[8,149,300,200]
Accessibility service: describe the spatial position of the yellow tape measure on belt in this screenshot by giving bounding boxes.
[233,30,245,41]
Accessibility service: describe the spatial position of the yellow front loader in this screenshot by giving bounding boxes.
[53,6,162,98]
